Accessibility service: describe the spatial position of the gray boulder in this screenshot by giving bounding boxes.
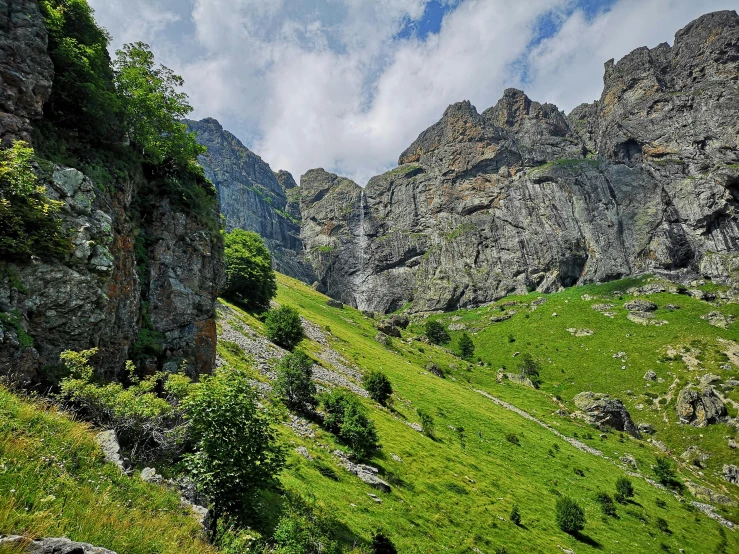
[624,299,658,312]
[573,392,641,437]
[722,464,739,484]
[326,298,344,309]
[644,370,657,381]
[94,430,130,474]
[675,385,727,426]
[0,536,116,554]
[376,321,401,338]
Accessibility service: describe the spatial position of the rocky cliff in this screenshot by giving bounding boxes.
[185,118,315,283]
[0,3,223,384]
[300,10,739,313]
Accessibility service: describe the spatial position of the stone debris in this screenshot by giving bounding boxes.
[701,311,734,329]
[567,328,593,337]
[296,446,313,460]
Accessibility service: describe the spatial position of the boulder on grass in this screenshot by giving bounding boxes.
[675,385,726,426]
[573,392,641,438]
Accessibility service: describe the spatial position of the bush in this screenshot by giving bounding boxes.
[595,492,617,517]
[555,496,586,535]
[321,390,379,459]
[425,320,450,345]
[416,408,435,438]
[615,476,634,503]
[371,532,398,554]
[184,366,285,528]
[223,229,277,311]
[517,353,542,388]
[0,141,70,262]
[363,370,393,406]
[272,492,342,554]
[265,306,304,350]
[457,332,475,361]
[505,433,520,445]
[655,517,670,534]
[510,504,521,525]
[274,350,317,414]
[653,456,682,490]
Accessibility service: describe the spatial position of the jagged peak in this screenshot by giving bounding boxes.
[275,169,298,190]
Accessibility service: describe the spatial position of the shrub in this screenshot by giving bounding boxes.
[457,332,475,361]
[274,349,317,414]
[321,390,379,459]
[272,492,341,554]
[655,517,670,534]
[555,496,586,535]
[425,320,450,345]
[184,366,285,529]
[265,306,304,350]
[615,476,634,503]
[653,456,682,490]
[372,532,398,554]
[363,370,393,406]
[517,353,542,388]
[510,504,521,525]
[505,433,520,445]
[0,141,70,262]
[655,498,667,509]
[595,492,617,517]
[416,408,435,438]
[222,229,277,311]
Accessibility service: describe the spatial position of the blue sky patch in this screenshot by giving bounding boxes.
[396,0,459,40]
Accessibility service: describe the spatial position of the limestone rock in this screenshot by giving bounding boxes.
[376,321,401,338]
[722,464,738,484]
[676,385,727,426]
[426,362,444,378]
[0,536,116,554]
[624,299,658,312]
[701,311,734,329]
[94,430,129,474]
[140,467,163,484]
[326,298,344,309]
[685,481,735,505]
[644,370,657,381]
[573,392,641,437]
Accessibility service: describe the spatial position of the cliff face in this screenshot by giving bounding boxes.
[185,118,316,283]
[0,6,223,384]
[300,10,739,313]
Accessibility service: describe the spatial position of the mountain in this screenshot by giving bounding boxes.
[298,10,739,313]
[185,118,316,283]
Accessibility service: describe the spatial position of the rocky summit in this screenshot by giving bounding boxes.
[293,11,739,312]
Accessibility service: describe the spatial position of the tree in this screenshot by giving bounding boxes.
[653,456,682,490]
[425,320,450,345]
[595,492,617,516]
[114,42,205,168]
[363,370,393,406]
[416,407,435,438]
[223,229,277,311]
[265,306,304,350]
[457,332,475,361]
[555,497,586,535]
[615,476,634,503]
[274,349,317,414]
[510,505,521,525]
[183,366,285,531]
[321,390,379,460]
[518,353,542,388]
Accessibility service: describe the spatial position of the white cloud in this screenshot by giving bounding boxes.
[87,0,737,183]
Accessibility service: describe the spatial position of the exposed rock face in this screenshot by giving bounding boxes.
[573,392,641,438]
[299,11,739,312]
[0,0,54,144]
[676,384,727,426]
[0,535,117,554]
[186,118,315,283]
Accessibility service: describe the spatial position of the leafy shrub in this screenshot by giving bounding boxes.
[655,517,670,534]
[510,505,521,525]
[274,349,317,414]
[615,476,634,503]
[0,142,70,262]
[573,468,585,477]
[372,532,398,554]
[223,229,277,311]
[595,492,617,517]
[363,370,393,406]
[505,433,520,445]
[184,366,285,528]
[272,492,342,554]
[424,320,450,345]
[655,498,667,509]
[416,408,435,438]
[555,496,586,534]
[321,390,379,460]
[517,353,542,388]
[653,456,682,490]
[265,306,304,350]
[457,332,475,361]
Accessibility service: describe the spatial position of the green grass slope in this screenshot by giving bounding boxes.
[218,273,738,553]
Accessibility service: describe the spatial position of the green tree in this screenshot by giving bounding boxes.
[518,353,542,388]
[114,42,205,168]
[555,496,586,535]
[416,407,435,438]
[321,390,379,460]
[457,332,475,361]
[265,306,304,350]
[653,456,682,490]
[595,492,617,516]
[362,370,393,406]
[615,476,634,503]
[223,229,277,311]
[274,349,317,414]
[184,366,285,531]
[425,320,450,345]
[510,505,521,526]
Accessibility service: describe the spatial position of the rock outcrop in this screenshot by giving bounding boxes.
[186,118,315,283]
[298,11,739,312]
[0,536,116,554]
[676,384,727,426]
[573,392,641,438]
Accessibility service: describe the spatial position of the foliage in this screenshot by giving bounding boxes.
[114,42,205,168]
[265,306,304,350]
[274,349,317,414]
[505,432,520,445]
[362,370,393,406]
[416,407,435,438]
[321,390,379,459]
[58,349,193,461]
[457,332,475,361]
[510,504,521,525]
[517,353,542,388]
[371,532,398,554]
[425,320,450,345]
[595,492,617,516]
[272,493,342,554]
[555,496,586,535]
[183,366,285,528]
[653,456,682,490]
[615,476,634,503]
[223,229,277,311]
[0,142,70,261]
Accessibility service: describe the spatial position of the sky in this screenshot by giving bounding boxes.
[87,0,737,184]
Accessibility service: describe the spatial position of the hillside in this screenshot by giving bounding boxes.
[211,272,739,552]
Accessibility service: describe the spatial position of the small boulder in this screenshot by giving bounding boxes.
[643,370,657,381]
[722,464,738,484]
[94,430,130,474]
[624,299,657,312]
[701,311,734,329]
[680,445,709,467]
[387,314,410,329]
[426,362,444,378]
[374,331,392,346]
[376,321,401,338]
[620,454,638,469]
[675,385,727,426]
[296,446,312,460]
[573,392,641,438]
[140,467,163,484]
[638,422,655,434]
[326,298,344,309]
[0,536,116,554]
[685,481,735,505]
